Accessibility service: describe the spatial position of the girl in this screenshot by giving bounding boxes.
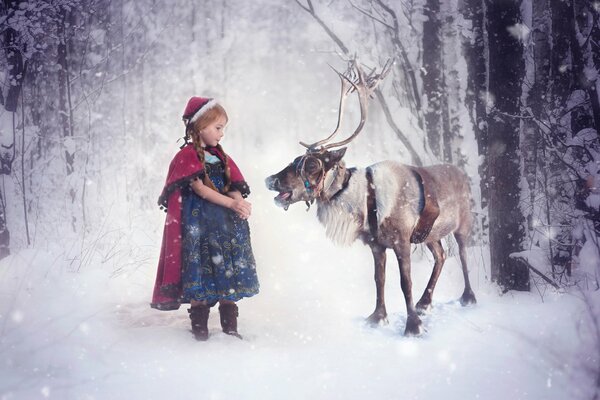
[151,96,260,341]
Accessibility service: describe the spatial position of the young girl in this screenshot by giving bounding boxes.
[151,96,260,341]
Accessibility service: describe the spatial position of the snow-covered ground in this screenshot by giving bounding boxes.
[0,169,596,400]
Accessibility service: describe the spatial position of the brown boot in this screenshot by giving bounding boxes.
[188,305,210,341]
[219,303,242,339]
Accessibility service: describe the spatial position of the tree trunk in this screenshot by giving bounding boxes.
[570,0,600,132]
[0,196,9,259]
[462,0,489,247]
[441,0,463,165]
[591,6,600,136]
[523,0,552,271]
[57,7,75,176]
[2,0,27,113]
[550,0,573,114]
[440,71,452,163]
[0,0,29,259]
[462,0,489,210]
[486,0,529,291]
[373,0,424,129]
[422,0,443,159]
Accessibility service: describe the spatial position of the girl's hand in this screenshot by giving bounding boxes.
[191,181,250,218]
[230,198,252,219]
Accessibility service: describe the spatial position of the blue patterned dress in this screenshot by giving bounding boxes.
[180,153,259,304]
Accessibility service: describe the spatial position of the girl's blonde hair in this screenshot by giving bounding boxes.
[186,104,232,193]
[188,104,229,134]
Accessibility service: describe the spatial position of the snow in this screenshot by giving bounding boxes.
[0,194,595,399]
[1,0,599,398]
[587,193,600,210]
[506,23,531,44]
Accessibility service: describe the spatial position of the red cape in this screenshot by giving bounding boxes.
[151,144,249,310]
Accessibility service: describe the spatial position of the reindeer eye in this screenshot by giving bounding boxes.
[305,158,321,173]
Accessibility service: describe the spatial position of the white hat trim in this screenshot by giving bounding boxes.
[189,99,218,123]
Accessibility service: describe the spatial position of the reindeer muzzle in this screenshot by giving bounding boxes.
[265,175,292,211]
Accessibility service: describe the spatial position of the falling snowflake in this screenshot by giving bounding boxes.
[506,23,530,43]
[11,310,24,323]
[187,225,200,237]
[41,386,51,397]
[79,323,90,335]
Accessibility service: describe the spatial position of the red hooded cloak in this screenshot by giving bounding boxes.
[151,144,249,310]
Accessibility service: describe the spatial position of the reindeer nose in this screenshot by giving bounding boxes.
[265,175,279,190]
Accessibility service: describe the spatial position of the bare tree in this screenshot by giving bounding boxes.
[441,0,464,166]
[295,0,424,166]
[421,0,443,159]
[57,6,76,177]
[0,0,29,258]
[570,0,600,132]
[486,0,529,290]
[521,0,550,270]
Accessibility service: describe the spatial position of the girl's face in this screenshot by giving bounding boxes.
[198,115,227,147]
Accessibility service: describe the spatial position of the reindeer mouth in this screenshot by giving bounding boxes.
[274,191,292,210]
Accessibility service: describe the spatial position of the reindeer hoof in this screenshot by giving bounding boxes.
[460,290,477,306]
[415,299,432,315]
[404,315,423,336]
[366,311,388,326]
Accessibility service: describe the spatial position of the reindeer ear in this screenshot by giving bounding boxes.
[324,147,347,168]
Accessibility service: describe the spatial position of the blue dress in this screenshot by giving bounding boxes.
[180,154,259,304]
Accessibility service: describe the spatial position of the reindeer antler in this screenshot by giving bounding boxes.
[300,58,393,152]
[300,63,354,150]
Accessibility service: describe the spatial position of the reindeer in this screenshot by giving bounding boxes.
[265,60,476,335]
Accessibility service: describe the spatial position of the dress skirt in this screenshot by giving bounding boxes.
[180,161,259,303]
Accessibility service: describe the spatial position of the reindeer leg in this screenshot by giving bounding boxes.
[416,241,446,314]
[395,243,422,336]
[366,244,388,326]
[454,233,477,306]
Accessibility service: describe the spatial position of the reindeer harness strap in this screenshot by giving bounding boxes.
[409,167,441,244]
[365,167,378,238]
[364,167,439,243]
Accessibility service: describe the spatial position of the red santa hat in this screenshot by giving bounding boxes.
[182,96,218,124]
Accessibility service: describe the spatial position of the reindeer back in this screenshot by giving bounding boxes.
[369,162,472,246]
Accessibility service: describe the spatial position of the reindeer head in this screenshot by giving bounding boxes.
[266,59,392,210]
[265,148,347,210]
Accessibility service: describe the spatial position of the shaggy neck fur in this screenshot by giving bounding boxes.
[316,165,367,246]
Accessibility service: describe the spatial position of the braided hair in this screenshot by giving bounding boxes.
[185,105,232,193]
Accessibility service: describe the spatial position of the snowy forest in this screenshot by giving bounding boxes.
[1,0,599,399]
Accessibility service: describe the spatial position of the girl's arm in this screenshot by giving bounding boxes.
[227,191,252,218]
[228,190,252,217]
[226,190,243,201]
[190,179,251,219]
